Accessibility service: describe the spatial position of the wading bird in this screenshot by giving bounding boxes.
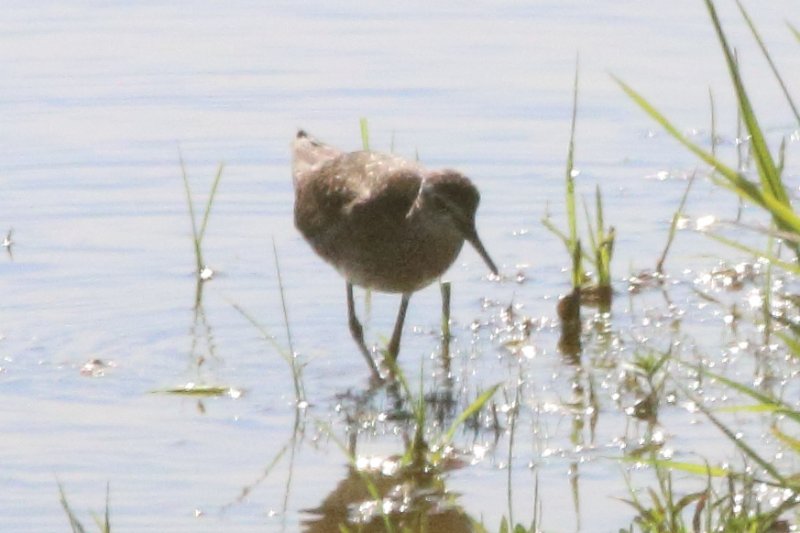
[292,130,498,379]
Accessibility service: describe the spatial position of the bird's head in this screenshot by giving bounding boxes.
[418,170,498,276]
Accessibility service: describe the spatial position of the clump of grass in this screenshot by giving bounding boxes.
[179,152,224,284]
[543,57,583,358]
[582,185,616,308]
[544,58,616,358]
[616,2,800,530]
[619,460,791,533]
[617,0,800,472]
[543,57,615,319]
[616,0,800,260]
[617,353,797,531]
[59,482,111,533]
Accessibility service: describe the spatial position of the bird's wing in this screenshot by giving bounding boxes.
[294,161,358,240]
[295,150,423,239]
[347,168,422,223]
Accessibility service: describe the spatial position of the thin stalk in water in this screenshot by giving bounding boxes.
[272,238,304,402]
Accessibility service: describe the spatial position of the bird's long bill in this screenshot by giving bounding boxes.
[466,230,499,276]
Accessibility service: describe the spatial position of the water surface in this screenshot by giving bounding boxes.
[2,1,799,531]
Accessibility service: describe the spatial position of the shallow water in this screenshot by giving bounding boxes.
[2,1,800,531]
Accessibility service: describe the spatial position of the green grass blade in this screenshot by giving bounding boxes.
[657,172,696,273]
[442,383,501,446]
[271,237,305,402]
[709,88,717,158]
[100,483,110,533]
[772,425,800,452]
[705,0,787,205]
[613,77,749,192]
[230,302,307,403]
[595,186,613,286]
[157,385,237,397]
[197,163,224,247]
[541,216,572,249]
[690,365,776,405]
[359,117,370,151]
[696,369,800,424]
[179,150,203,273]
[566,57,579,251]
[717,403,794,415]
[776,331,800,358]
[58,482,88,533]
[619,456,728,477]
[693,396,786,484]
[565,57,582,289]
[614,76,800,235]
[736,0,800,127]
[705,233,800,275]
[762,230,775,341]
[789,22,800,43]
[595,184,605,241]
[661,456,724,477]
[671,366,790,483]
[571,238,583,291]
[582,195,598,253]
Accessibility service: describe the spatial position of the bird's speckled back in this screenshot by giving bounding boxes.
[291,130,487,293]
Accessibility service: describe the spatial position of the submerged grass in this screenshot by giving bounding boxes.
[155,384,240,397]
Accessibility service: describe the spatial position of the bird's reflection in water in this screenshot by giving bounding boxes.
[302,377,479,533]
[301,453,473,533]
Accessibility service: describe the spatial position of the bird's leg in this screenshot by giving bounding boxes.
[387,293,412,363]
[346,282,382,379]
